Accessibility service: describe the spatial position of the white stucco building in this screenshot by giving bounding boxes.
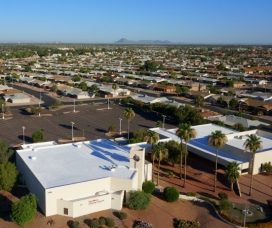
[149,124,272,175]
[16,139,151,218]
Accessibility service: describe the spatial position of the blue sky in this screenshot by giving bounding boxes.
[1,0,272,44]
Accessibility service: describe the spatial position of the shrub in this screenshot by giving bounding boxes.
[127,190,151,210]
[142,181,155,194]
[11,193,37,226]
[218,192,228,200]
[219,199,231,212]
[115,211,127,220]
[71,221,80,228]
[32,130,44,143]
[186,192,197,197]
[263,162,272,174]
[133,220,154,228]
[105,217,115,227]
[267,199,272,208]
[90,219,99,228]
[174,218,200,228]
[167,171,174,178]
[108,125,116,133]
[99,216,106,225]
[163,186,180,202]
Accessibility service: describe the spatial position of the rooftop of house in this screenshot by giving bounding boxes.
[209,115,270,129]
[17,139,136,189]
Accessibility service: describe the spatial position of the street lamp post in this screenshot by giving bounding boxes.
[162,115,166,129]
[39,87,42,116]
[71,122,74,141]
[73,99,75,112]
[119,118,122,135]
[108,98,109,109]
[2,104,4,119]
[22,126,25,145]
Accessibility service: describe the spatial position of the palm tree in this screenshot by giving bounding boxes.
[195,96,204,107]
[123,108,135,140]
[225,162,240,191]
[176,123,197,187]
[112,83,118,95]
[176,124,184,180]
[153,142,168,186]
[244,134,263,196]
[208,130,228,192]
[144,130,160,181]
[144,130,160,150]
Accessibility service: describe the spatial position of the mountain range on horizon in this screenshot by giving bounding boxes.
[114,38,175,44]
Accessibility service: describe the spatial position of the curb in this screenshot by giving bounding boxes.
[179,195,243,228]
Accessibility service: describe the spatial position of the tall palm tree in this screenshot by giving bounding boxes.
[112,83,118,95]
[244,134,263,196]
[176,124,184,180]
[195,96,204,107]
[225,162,240,191]
[144,130,160,181]
[176,123,197,187]
[123,108,135,140]
[208,130,228,192]
[153,142,168,186]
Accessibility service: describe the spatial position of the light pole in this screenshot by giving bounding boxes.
[22,126,25,145]
[119,118,122,135]
[107,98,109,109]
[71,122,74,141]
[73,99,75,112]
[83,129,84,138]
[38,87,42,116]
[2,104,4,119]
[162,115,166,129]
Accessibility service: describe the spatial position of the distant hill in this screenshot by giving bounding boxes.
[114,38,174,44]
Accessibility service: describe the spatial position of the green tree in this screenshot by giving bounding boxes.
[225,162,240,191]
[25,65,32,72]
[11,193,37,226]
[51,84,58,93]
[212,120,225,127]
[108,125,116,133]
[141,60,157,72]
[165,140,180,167]
[123,108,135,140]
[90,84,99,93]
[32,130,44,143]
[80,82,87,91]
[208,130,228,192]
[127,190,151,210]
[217,97,225,106]
[174,105,205,126]
[144,130,160,181]
[0,162,19,191]
[73,75,81,82]
[176,123,197,187]
[153,142,168,186]
[232,123,247,132]
[156,120,163,128]
[112,83,118,95]
[229,98,238,109]
[226,80,234,87]
[0,140,13,164]
[195,96,204,107]
[216,63,226,71]
[244,134,263,196]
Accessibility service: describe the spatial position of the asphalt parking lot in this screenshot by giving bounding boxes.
[0,103,176,147]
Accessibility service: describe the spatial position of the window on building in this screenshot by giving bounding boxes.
[64,208,68,215]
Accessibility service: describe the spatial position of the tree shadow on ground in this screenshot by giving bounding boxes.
[152,190,165,201]
[95,128,107,133]
[197,191,218,200]
[59,124,79,130]
[18,135,33,143]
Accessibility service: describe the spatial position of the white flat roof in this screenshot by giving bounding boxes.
[151,125,272,165]
[17,139,136,189]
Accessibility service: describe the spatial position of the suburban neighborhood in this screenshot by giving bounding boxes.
[0,44,272,228]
